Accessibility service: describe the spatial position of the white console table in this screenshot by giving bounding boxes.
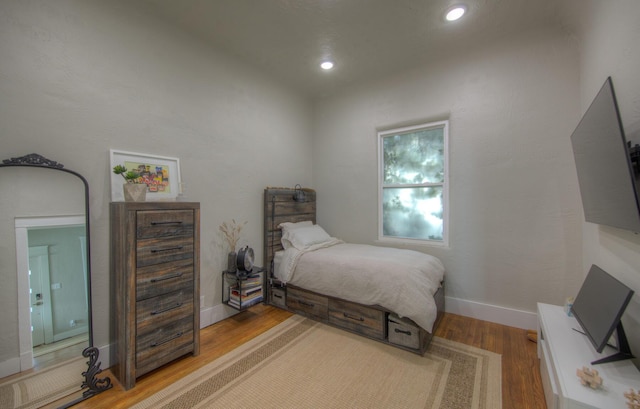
[537,303,640,409]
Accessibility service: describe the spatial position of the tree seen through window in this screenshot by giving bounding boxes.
[379,122,448,243]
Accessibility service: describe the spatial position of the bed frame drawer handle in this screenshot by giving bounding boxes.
[150,331,183,347]
[394,328,412,336]
[343,312,365,322]
[151,302,183,315]
[151,272,184,283]
[151,246,184,253]
[150,221,184,225]
[299,300,315,307]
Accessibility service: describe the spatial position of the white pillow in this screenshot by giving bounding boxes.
[282,224,331,250]
[278,220,313,233]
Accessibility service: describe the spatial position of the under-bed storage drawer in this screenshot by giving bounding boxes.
[270,286,286,308]
[329,299,385,340]
[286,287,328,319]
[388,314,422,349]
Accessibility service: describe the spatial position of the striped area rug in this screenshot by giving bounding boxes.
[133,315,501,409]
[0,357,84,409]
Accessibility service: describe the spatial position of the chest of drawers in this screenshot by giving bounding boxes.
[111,202,200,390]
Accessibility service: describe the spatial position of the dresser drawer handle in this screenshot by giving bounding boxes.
[150,331,184,347]
[299,300,315,308]
[151,246,184,253]
[273,293,283,299]
[394,328,412,336]
[151,302,183,315]
[343,312,365,322]
[151,272,184,283]
[150,221,184,225]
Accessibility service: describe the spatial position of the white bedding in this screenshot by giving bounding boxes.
[274,240,445,332]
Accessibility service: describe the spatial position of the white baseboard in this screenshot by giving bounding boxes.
[54,326,89,343]
[0,357,21,379]
[200,303,240,328]
[445,296,538,330]
[96,343,113,369]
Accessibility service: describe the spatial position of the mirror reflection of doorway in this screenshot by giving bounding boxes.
[15,217,89,370]
[29,245,53,348]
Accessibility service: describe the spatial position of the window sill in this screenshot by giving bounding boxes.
[375,237,449,250]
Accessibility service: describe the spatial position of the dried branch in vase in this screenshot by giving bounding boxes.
[219,219,247,252]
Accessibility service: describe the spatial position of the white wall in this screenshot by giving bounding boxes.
[562,0,640,368]
[0,0,313,368]
[312,26,583,327]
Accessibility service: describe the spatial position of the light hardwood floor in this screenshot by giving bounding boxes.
[67,304,546,408]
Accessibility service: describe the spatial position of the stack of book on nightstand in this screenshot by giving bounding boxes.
[228,271,263,309]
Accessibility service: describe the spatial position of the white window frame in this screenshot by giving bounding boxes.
[377,120,449,247]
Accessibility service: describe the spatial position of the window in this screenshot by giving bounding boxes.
[378,120,449,246]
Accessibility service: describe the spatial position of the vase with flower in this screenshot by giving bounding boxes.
[113,165,147,202]
[219,219,247,274]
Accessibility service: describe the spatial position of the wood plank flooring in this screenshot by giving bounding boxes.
[66,304,546,408]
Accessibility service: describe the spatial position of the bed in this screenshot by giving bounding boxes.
[263,187,445,354]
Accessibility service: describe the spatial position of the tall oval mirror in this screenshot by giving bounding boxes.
[0,154,110,408]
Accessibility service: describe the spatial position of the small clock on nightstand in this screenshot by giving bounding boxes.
[235,245,254,278]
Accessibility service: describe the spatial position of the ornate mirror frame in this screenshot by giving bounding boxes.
[0,153,111,406]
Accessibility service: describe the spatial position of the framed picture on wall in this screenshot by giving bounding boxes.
[109,149,182,201]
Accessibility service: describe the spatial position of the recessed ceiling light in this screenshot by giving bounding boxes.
[320,61,334,70]
[445,5,466,21]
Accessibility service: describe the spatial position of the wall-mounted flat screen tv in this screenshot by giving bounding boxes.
[571,264,634,365]
[570,76,640,232]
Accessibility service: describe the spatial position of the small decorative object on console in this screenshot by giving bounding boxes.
[219,219,247,274]
[113,164,147,202]
[625,389,640,409]
[292,184,306,202]
[227,251,237,273]
[576,366,603,389]
[236,245,254,275]
[564,297,574,316]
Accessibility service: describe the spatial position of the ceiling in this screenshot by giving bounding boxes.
[140,0,564,99]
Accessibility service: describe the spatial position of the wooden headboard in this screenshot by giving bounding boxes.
[263,187,316,277]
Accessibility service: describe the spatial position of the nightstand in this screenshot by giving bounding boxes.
[222,267,265,310]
